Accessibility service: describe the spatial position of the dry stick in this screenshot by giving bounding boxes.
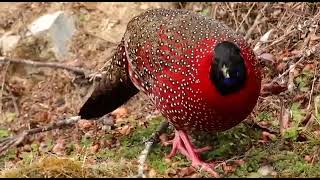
[279,99,285,137]
[0,116,81,155]
[0,57,91,77]
[244,3,269,40]
[271,55,306,84]
[266,11,320,50]
[226,2,239,31]
[243,120,277,134]
[0,62,10,115]
[236,2,256,33]
[6,85,20,116]
[307,63,318,110]
[134,120,169,178]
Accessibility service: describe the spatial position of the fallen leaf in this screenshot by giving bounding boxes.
[78,120,93,129]
[310,34,320,41]
[90,144,100,153]
[178,167,196,177]
[222,162,236,174]
[301,111,312,126]
[261,131,276,141]
[148,169,157,178]
[302,63,315,72]
[259,121,270,127]
[80,2,98,10]
[118,125,133,135]
[290,49,303,56]
[234,159,245,166]
[259,53,276,64]
[304,155,312,163]
[260,29,274,42]
[159,133,169,146]
[257,165,276,176]
[52,138,66,155]
[111,107,128,119]
[281,109,290,133]
[276,62,287,72]
[261,82,287,96]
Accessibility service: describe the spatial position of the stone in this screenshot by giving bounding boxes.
[0,32,21,55]
[27,11,76,61]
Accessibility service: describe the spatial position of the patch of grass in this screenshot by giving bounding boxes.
[0,128,10,138]
[148,145,171,174]
[295,69,314,92]
[1,156,88,178]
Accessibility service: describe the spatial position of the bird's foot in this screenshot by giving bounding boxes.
[166,130,219,177]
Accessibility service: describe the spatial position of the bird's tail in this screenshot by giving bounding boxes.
[78,42,139,119]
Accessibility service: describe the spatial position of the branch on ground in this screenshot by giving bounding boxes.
[0,116,81,155]
[134,120,170,178]
[0,56,91,77]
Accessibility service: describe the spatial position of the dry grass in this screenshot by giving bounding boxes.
[0,2,320,178]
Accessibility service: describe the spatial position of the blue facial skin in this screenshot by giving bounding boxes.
[222,66,244,86]
[211,41,247,96]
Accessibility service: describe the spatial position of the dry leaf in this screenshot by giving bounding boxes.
[261,131,276,141]
[304,155,312,163]
[280,109,290,136]
[118,125,133,135]
[234,159,245,166]
[259,53,276,63]
[310,34,320,41]
[222,162,236,174]
[148,169,157,178]
[276,62,287,73]
[258,165,276,176]
[90,144,100,153]
[52,138,66,155]
[261,82,287,96]
[78,120,93,129]
[178,167,196,177]
[111,107,128,119]
[260,29,273,42]
[159,133,169,146]
[302,64,314,72]
[80,2,98,10]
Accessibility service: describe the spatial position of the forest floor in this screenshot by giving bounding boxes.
[0,2,320,178]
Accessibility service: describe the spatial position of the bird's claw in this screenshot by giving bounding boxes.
[166,130,219,177]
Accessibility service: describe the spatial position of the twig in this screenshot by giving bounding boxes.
[307,63,318,110]
[5,85,20,116]
[226,3,239,31]
[272,55,305,84]
[243,120,277,134]
[0,62,10,115]
[244,3,269,40]
[287,63,296,93]
[0,57,91,77]
[134,120,169,178]
[236,2,256,32]
[0,116,81,155]
[279,99,284,136]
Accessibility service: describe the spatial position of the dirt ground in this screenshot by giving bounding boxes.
[0,2,320,178]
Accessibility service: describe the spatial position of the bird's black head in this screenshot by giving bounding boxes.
[210,41,247,96]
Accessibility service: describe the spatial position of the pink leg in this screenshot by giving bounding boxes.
[166,130,219,177]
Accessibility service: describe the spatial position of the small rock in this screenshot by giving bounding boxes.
[257,165,276,176]
[0,33,21,55]
[27,11,76,61]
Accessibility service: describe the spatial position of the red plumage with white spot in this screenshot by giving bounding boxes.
[79,8,261,177]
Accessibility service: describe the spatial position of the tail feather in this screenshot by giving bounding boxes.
[79,42,139,119]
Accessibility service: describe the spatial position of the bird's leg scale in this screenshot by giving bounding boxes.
[166,130,219,177]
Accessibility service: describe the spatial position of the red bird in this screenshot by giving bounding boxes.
[79,8,261,177]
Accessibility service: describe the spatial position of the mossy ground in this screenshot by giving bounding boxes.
[1,2,320,178]
[1,112,320,178]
